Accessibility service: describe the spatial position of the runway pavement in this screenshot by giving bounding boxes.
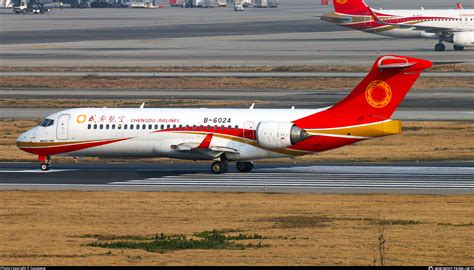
[1,0,473,66]
[0,162,472,194]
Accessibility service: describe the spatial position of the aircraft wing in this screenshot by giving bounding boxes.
[367,6,472,33]
[173,133,239,158]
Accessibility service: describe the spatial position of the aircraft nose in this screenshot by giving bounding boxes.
[16,128,36,147]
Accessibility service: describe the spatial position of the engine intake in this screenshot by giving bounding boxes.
[256,121,311,149]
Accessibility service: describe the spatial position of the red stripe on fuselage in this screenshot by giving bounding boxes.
[18,138,130,156]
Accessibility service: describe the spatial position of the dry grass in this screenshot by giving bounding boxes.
[0,191,473,265]
[3,119,473,162]
[1,64,473,73]
[1,76,473,90]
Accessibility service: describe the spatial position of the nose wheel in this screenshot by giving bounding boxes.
[39,155,51,171]
[40,162,51,171]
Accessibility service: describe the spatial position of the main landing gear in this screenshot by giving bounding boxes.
[210,160,254,174]
[39,155,51,171]
[435,43,446,52]
[454,45,465,51]
[211,160,229,174]
[236,162,254,173]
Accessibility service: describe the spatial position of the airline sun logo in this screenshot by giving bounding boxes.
[336,0,348,4]
[365,80,392,108]
[76,114,87,124]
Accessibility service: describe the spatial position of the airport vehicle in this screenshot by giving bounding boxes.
[17,55,431,173]
[12,0,48,13]
[169,0,185,7]
[321,0,474,51]
[216,0,225,7]
[233,2,243,11]
[253,0,278,8]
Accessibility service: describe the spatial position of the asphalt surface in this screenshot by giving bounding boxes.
[0,162,472,194]
[1,87,472,120]
[1,0,473,66]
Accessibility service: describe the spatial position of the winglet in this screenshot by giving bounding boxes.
[197,133,213,148]
[457,3,463,9]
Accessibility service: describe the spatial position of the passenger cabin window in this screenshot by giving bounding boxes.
[38,119,54,127]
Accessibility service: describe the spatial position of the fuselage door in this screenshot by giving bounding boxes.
[243,121,255,141]
[56,114,70,140]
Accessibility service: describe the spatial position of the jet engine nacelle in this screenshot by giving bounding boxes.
[453,32,474,47]
[256,121,310,149]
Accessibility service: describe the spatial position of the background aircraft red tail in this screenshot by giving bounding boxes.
[332,0,370,15]
[294,55,432,128]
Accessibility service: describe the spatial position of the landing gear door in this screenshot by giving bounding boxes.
[56,114,70,140]
[243,121,255,141]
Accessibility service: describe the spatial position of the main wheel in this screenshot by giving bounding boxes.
[211,161,225,174]
[40,163,50,171]
[222,161,229,173]
[435,43,446,52]
[454,45,464,51]
[236,162,253,173]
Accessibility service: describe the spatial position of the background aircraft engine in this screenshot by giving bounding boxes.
[256,121,310,149]
[453,32,474,47]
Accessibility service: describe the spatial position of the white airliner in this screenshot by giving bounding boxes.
[17,55,432,174]
[321,0,474,51]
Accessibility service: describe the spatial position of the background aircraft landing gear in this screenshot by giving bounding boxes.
[211,160,228,174]
[435,43,446,52]
[236,162,253,173]
[454,45,464,51]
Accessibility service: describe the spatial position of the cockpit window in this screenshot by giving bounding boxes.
[38,119,54,127]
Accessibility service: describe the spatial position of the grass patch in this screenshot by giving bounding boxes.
[369,219,421,226]
[86,230,269,253]
[437,222,474,227]
[262,215,333,228]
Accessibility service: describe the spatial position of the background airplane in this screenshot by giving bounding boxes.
[321,0,474,51]
[16,55,432,174]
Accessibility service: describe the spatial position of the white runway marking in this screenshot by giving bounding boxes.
[0,169,75,173]
[108,166,474,190]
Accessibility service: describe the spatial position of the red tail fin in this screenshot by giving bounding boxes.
[333,0,370,15]
[294,55,432,128]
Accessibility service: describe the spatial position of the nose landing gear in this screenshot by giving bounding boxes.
[39,155,51,171]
